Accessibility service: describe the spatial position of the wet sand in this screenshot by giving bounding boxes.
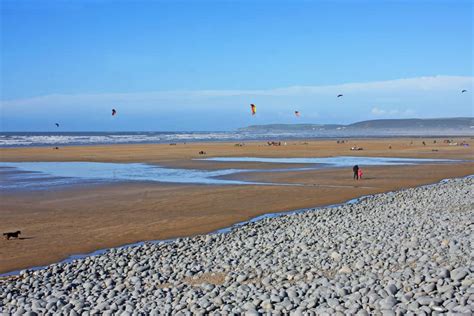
[1,137,473,164]
[1,138,473,274]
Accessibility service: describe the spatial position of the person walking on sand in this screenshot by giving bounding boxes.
[353,165,359,180]
[358,167,363,180]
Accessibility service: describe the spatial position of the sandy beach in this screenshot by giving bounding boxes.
[1,138,473,274]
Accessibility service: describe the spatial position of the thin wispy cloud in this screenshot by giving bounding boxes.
[1,75,472,107]
[371,107,416,117]
[1,76,472,131]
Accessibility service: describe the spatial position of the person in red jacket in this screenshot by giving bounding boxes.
[353,165,359,180]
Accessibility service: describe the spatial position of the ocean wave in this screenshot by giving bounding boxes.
[0,132,243,147]
[0,131,325,147]
[3,129,462,147]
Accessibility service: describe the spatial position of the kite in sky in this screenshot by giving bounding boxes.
[55,123,59,127]
[337,94,343,98]
[112,109,117,116]
[461,89,467,93]
[250,104,256,115]
[295,111,300,117]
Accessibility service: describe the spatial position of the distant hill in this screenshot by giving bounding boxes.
[238,117,474,136]
[347,118,474,129]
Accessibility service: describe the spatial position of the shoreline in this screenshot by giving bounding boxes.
[2,175,472,314]
[0,182,393,278]
[0,195,357,278]
[0,174,468,276]
[1,173,472,278]
[1,138,473,274]
[2,134,473,149]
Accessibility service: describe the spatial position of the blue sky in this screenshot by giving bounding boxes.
[1,0,473,131]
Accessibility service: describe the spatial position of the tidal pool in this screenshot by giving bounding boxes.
[200,156,455,166]
[0,162,258,190]
[0,156,455,190]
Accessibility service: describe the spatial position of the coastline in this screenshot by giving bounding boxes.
[1,163,473,275]
[1,138,473,274]
[2,132,473,148]
[1,174,471,279]
[2,176,472,314]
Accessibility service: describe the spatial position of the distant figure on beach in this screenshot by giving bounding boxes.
[422,141,426,146]
[353,165,359,180]
[3,231,21,240]
[358,168,363,180]
[267,141,282,146]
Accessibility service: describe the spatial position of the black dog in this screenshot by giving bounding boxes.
[3,231,21,240]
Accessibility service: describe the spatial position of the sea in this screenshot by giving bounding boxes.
[0,131,359,147]
[0,130,465,147]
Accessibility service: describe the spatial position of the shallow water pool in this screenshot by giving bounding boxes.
[0,156,456,190]
[0,162,259,190]
[200,156,455,166]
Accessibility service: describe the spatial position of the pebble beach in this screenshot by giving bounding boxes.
[1,177,473,315]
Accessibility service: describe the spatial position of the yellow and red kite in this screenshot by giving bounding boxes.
[250,104,257,115]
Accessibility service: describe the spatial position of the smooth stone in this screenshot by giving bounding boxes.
[338,266,352,274]
[330,252,342,262]
[379,297,398,309]
[416,296,433,306]
[385,284,398,296]
[450,268,468,281]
